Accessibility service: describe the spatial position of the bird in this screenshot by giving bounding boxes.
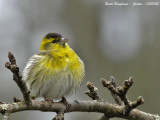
[23,33,85,104]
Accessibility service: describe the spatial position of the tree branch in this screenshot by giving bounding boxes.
[3,113,10,120]
[5,52,31,105]
[0,52,159,120]
[0,100,159,120]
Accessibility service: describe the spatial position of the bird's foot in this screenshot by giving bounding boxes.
[43,96,54,105]
[60,97,71,110]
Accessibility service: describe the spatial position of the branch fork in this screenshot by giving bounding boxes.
[86,76,145,119]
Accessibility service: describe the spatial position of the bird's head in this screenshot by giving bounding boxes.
[40,33,69,51]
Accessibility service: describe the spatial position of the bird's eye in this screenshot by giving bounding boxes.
[52,40,60,43]
[52,40,57,43]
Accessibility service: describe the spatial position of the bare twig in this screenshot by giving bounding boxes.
[5,52,31,105]
[85,82,103,101]
[3,113,10,120]
[53,111,64,120]
[0,102,6,104]
[109,76,123,106]
[100,76,123,120]
[101,77,144,115]
[85,82,107,120]
[13,97,22,103]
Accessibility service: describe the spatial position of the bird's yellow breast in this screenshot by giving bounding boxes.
[38,44,84,81]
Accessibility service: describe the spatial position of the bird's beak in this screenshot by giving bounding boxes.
[60,38,68,46]
[61,38,68,42]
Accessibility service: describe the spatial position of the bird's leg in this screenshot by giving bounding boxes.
[60,97,71,110]
[43,96,54,104]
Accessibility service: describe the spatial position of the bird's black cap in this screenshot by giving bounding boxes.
[45,33,62,39]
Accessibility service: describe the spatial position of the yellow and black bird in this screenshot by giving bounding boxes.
[23,33,85,102]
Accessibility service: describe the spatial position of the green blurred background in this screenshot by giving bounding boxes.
[0,0,160,120]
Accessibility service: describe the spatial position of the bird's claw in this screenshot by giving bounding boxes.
[60,97,71,110]
[43,96,54,105]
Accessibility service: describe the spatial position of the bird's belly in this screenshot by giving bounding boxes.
[28,69,78,99]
